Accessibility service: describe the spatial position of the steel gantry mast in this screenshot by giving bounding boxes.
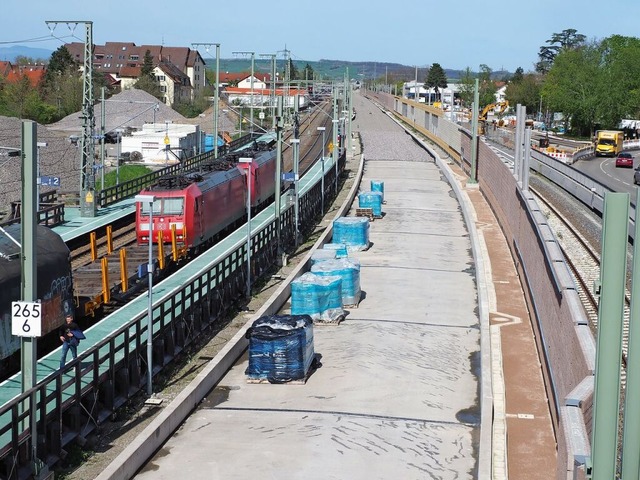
[46,20,96,216]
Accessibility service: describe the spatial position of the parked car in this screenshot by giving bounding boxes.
[616,151,634,168]
[634,166,640,184]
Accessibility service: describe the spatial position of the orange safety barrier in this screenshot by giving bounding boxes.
[106,225,113,254]
[120,248,128,293]
[157,230,165,270]
[101,257,110,303]
[171,224,178,262]
[90,231,97,261]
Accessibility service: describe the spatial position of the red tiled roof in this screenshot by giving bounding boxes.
[119,66,141,78]
[3,64,45,87]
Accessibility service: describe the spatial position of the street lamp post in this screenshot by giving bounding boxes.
[115,129,123,185]
[238,158,253,297]
[291,137,300,247]
[317,126,326,214]
[341,108,351,157]
[332,118,339,194]
[36,142,47,214]
[135,194,156,396]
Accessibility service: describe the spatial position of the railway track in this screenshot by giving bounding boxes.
[70,221,137,269]
[532,188,631,373]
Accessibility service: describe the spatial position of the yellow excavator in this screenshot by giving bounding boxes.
[479,101,509,134]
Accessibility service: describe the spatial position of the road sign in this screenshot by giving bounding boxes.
[39,176,61,187]
[282,172,298,182]
[11,301,42,337]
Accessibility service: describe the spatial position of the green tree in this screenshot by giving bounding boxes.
[302,63,315,82]
[510,67,524,83]
[42,46,82,119]
[134,50,163,100]
[478,64,496,107]
[457,67,476,107]
[542,42,600,135]
[45,46,76,83]
[595,35,640,127]
[425,63,448,102]
[3,75,35,118]
[536,28,586,74]
[505,73,542,114]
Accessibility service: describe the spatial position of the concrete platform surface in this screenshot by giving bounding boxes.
[133,116,481,479]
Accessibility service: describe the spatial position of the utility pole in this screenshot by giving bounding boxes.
[259,53,277,130]
[274,96,284,257]
[332,85,339,194]
[470,78,479,184]
[233,51,255,135]
[292,96,300,247]
[192,43,221,157]
[21,120,46,478]
[47,20,95,216]
[100,87,105,191]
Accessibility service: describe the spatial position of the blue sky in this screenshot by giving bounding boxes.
[2,0,640,73]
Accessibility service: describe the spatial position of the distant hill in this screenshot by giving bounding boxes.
[205,57,511,82]
[0,45,53,63]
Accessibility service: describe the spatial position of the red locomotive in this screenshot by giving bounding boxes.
[136,139,277,249]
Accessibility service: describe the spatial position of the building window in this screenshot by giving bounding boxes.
[160,86,167,92]
[130,55,139,61]
[156,75,165,82]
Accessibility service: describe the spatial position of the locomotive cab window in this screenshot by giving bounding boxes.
[163,197,184,215]
[139,199,162,216]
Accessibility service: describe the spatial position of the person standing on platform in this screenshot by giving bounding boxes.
[59,314,81,369]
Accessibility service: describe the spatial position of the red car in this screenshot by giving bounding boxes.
[616,152,634,168]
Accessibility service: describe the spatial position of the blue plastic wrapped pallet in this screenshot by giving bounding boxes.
[358,191,383,217]
[245,314,315,383]
[370,180,384,202]
[291,272,344,323]
[323,242,348,258]
[311,249,336,265]
[332,217,369,251]
[311,258,361,307]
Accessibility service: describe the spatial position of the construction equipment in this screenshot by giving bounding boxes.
[479,101,509,134]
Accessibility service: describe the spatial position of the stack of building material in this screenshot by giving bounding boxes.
[370,180,384,202]
[333,217,370,251]
[311,249,337,265]
[323,242,348,258]
[358,191,383,217]
[311,258,361,307]
[291,272,344,323]
[245,315,315,383]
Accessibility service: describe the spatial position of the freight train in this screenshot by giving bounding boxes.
[136,136,277,250]
[0,136,277,378]
[0,223,73,375]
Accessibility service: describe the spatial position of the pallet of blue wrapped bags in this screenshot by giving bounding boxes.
[245,314,317,384]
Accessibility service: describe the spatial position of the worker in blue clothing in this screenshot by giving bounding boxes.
[59,314,81,369]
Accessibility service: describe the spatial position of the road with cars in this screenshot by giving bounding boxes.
[572,150,640,196]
